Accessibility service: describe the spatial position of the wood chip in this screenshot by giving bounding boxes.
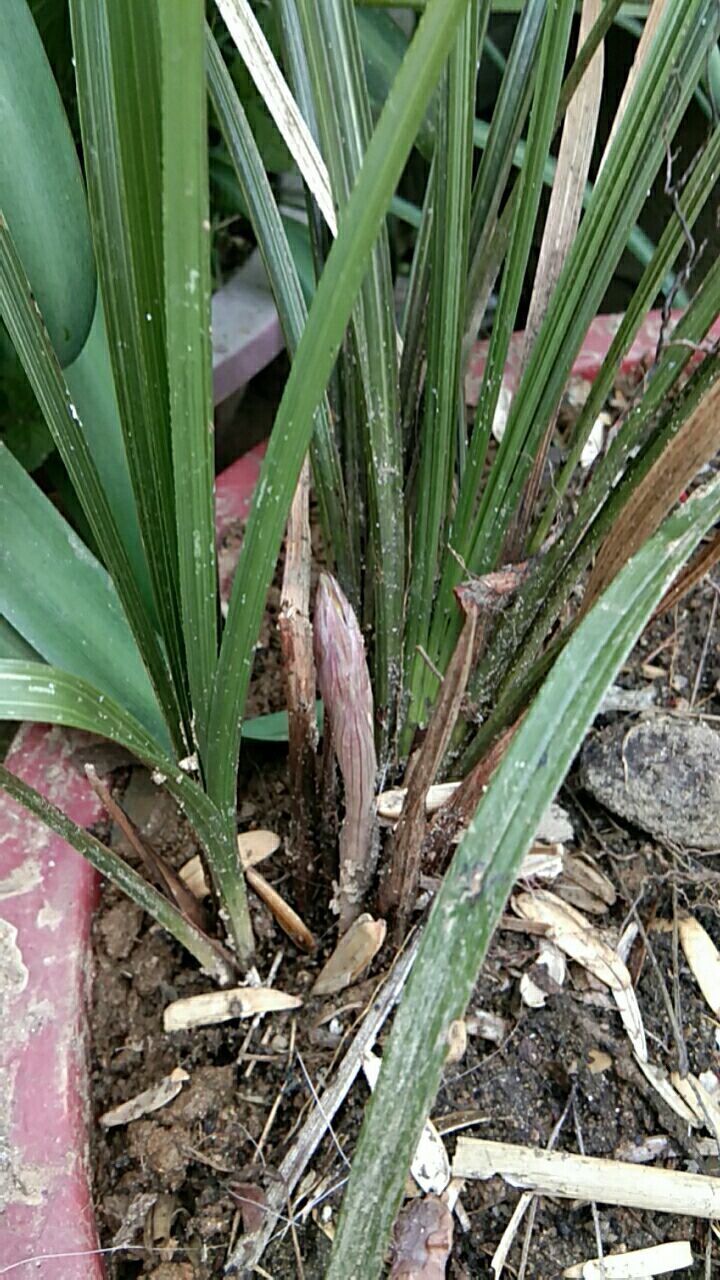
[678,916,720,1018]
[563,1239,693,1277]
[364,1050,450,1195]
[236,829,281,868]
[163,987,301,1032]
[445,1020,467,1065]
[312,914,386,996]
[376,782,459,821]
[519,846,565,882]
[453,1139,720,1217]
[179,854,210,899]
[100,1068,190,1127]
[513,891,624,989]
[513,890,647,1059]
[634,1058,698,1126]
[520,940,566,1009]
[466,1010,507,1044]
[245,863,315,952]
[559,852,616,908]
[376,787,573,844]
[670,1071,720,1140]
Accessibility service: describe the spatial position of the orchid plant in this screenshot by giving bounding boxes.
[1,1,719,1272]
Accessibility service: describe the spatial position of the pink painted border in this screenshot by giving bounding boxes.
[465,311,720,406]
[0,310,713,1275]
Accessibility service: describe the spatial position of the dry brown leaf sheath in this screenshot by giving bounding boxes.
[279,457,317,903]
[582,377,720,613]
[314,572,378,930]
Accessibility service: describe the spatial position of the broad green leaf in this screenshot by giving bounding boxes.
[0,1,154,596]
[243,701,324,742]
[0,618,38,662]
[160,0,217,757]
[70,0,191,739]
[0,219,182,746]
[207,0,475,813]
[327,471,720,1278]
[356,6,436,158]
[63,300,154,613]
[0,446,171,750]
[0,0,95,365]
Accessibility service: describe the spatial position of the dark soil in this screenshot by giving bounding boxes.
[90,424,720,1277]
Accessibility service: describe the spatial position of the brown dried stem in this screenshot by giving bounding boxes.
[381,594,478,935]
[422,716,522,876]
[84,764,209,933]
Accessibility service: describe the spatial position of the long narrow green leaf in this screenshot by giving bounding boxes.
[492,345,720,719]
[206,0,474,813]
[0,219,181,748]
[294,0,404,756]
[69,0,191,742]
[466,0,720,577]
[0,761,231,980]
[356,6,436,159]
[459,0,575,557]
[403,1,484,740]
[356,0,651,9]
[464,0,545,345]
[356,2,659,292]
[159,0,217,759]
[327,471,720,1278]
[419,0,573,699]
[206,27,356,595]
[530,118,720,551]
[0,442,171,750]
[467,270,720,741]
[397,159,433,445]
[0,657,253,961]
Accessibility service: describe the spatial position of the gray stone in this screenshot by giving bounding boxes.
[581,714,720,849]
